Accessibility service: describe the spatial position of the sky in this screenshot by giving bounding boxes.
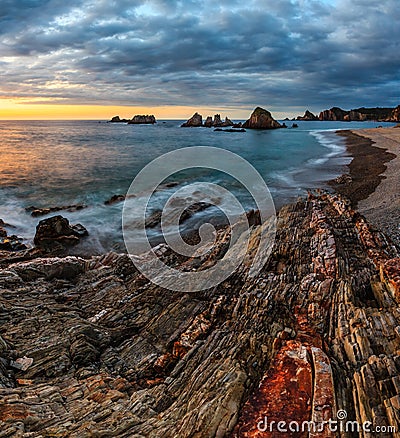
[0,0,399,119]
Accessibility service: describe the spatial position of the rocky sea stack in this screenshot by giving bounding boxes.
[296,109,319,121]
[242,106,282,129]
[181,113,237,128]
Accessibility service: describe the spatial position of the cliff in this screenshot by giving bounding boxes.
[319,106,400,122]
[242,106,282,129]
[1,192,399,436]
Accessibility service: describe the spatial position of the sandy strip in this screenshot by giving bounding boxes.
[333,127,400,249]
[355,128,400,248]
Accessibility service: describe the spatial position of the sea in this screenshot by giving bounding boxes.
[0,119,396,253]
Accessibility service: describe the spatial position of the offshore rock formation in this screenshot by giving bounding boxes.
[296,110,319,121]
[127,115,156,124]
[242,106,282,129]
[319,106,400,122]
[183,113,235,128]
[0,193,400,436]
[110,115,156,124]
[181,112,203,127]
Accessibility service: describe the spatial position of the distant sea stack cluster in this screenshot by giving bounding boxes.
[295,105,400,122]
[181,107,283,130]
[110,115,156,124]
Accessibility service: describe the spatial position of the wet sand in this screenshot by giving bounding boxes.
[331,127,400,249]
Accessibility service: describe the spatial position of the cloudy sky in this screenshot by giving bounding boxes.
[0,0,399,119]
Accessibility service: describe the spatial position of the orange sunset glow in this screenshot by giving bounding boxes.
[0,99,261,120]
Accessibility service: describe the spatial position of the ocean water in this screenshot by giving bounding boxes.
[0,119,395,253]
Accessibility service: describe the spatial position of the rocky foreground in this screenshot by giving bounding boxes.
[1,193,400,437]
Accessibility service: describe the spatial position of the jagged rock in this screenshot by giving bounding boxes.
[0,193,399,436]
[127,115,156,124]
[212,114,223,127]
[181,113,203,127]
[0,222,27,252]
[221,116,234,127]
[242,106,282,129]
[296,110,319,121]
[34,215,88,250]
[292,123,298,128]
[204,116,213,127]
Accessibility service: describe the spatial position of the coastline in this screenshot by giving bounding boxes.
[330,126,400,248]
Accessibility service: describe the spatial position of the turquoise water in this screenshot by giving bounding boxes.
[0,119,395,252]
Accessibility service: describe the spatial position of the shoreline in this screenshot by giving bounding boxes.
[330,126,400,248]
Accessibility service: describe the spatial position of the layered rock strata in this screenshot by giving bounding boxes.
[0,193,399,437]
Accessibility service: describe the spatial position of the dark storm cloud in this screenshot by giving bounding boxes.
[0,0,399,113]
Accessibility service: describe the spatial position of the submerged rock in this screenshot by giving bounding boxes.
[242,106,282,129]
[26,204,87,217]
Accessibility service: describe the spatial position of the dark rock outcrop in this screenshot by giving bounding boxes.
[0,219,27,252]
[212,114,222,127]
[221,116,234,127]
[128,115,156,124]
[0,193,399,436]
[109,116,129,123]
[204,116,213,127]
[296,109,319,121]
[181,112,203,127]
[242,106,282,129]
[104,194,126,205]
[34,215,88,251]
[25,204,87,217]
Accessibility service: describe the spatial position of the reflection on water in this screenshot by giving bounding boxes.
[0,119,394,252]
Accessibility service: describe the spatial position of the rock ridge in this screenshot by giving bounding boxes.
[0,193,399,436]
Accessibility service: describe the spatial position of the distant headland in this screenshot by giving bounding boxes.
[295,105,400,122]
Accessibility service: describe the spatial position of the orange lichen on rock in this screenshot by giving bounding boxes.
[233,341,313,437]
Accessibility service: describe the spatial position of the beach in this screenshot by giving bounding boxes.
[332,126,400,249]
